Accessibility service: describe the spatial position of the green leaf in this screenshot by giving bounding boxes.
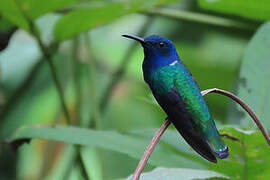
[128,128,206,161]
[19,0,77,20]
[54,2,126,41]
[0,86,60,139]
[237,22,270,129]
[80,147,103,180]
[198,0,270,21]
[0,17,15,31]
[9,125,205,169]
[44,145,77,180]
[126,167,228,180]
[210,127,270,179]
[0,0,30,31]
[0,53,74,139]
[54,0,178,41]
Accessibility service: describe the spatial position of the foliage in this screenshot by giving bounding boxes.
[0,0,30,31]
[210,127,270,180]
[237,22,270,130]
[127,167,228,180]
[54,0,180,41]
[199,0,270,21]
[0,0,270,179]
[10,125,270,179]
[9,125,204,169]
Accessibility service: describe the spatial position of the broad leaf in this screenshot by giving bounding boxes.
[44,145,77,180]
[80,147,103,180]
[9,125,205,169]
[0,53,75,139]
[199,0,270,21]
[18,0,77,20]
[128,128,205,161]
[54,0,179,41]
[0,0,30,31]
[126,167,228,180]
[210,127,270,179]
[237,22,270,130]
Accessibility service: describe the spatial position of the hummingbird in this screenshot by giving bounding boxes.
[122,34,229,163]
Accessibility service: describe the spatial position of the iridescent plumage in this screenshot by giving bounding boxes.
[123,34,229,162]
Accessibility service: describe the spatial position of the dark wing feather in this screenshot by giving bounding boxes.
[153,87,217,163]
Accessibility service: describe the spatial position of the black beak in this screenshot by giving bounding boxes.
[122,34,144,44]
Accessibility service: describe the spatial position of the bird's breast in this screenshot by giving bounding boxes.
[148,64,212,124]
[147,65,178,95]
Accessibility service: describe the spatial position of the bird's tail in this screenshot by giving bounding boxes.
[206,131,229,159]
[170,118,217,163]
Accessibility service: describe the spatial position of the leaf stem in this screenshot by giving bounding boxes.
[132,88,269,180]
[24,20,70,125]
[14,0,71,124]
[62,37,90,179]
[33,31,71,125]
[84,33,101,128]
[77,146,90,179]
[145,8,257,31]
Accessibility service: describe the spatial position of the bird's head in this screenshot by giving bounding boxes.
[122,34,179,69]
[122,34,178,58]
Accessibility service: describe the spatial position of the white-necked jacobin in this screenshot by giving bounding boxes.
[122,34,229,163]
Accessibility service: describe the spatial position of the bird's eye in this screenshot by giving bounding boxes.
[159,42,165,47]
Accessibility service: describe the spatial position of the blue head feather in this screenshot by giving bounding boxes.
[141,35,180,72]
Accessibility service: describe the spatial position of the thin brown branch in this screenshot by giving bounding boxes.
[132,88,269,180]
[220,133,239,141]
[132,119,171,180]
[201,88,270,146]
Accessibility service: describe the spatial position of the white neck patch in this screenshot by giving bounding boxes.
[169,60,178,66]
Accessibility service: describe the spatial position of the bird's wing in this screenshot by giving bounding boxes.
[153,87,217,163]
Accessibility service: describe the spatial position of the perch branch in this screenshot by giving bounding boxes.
[201,88,270,146]
[132,88,270,180]
[132,119,171,180]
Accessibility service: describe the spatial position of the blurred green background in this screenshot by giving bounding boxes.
[0,0,270,179]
